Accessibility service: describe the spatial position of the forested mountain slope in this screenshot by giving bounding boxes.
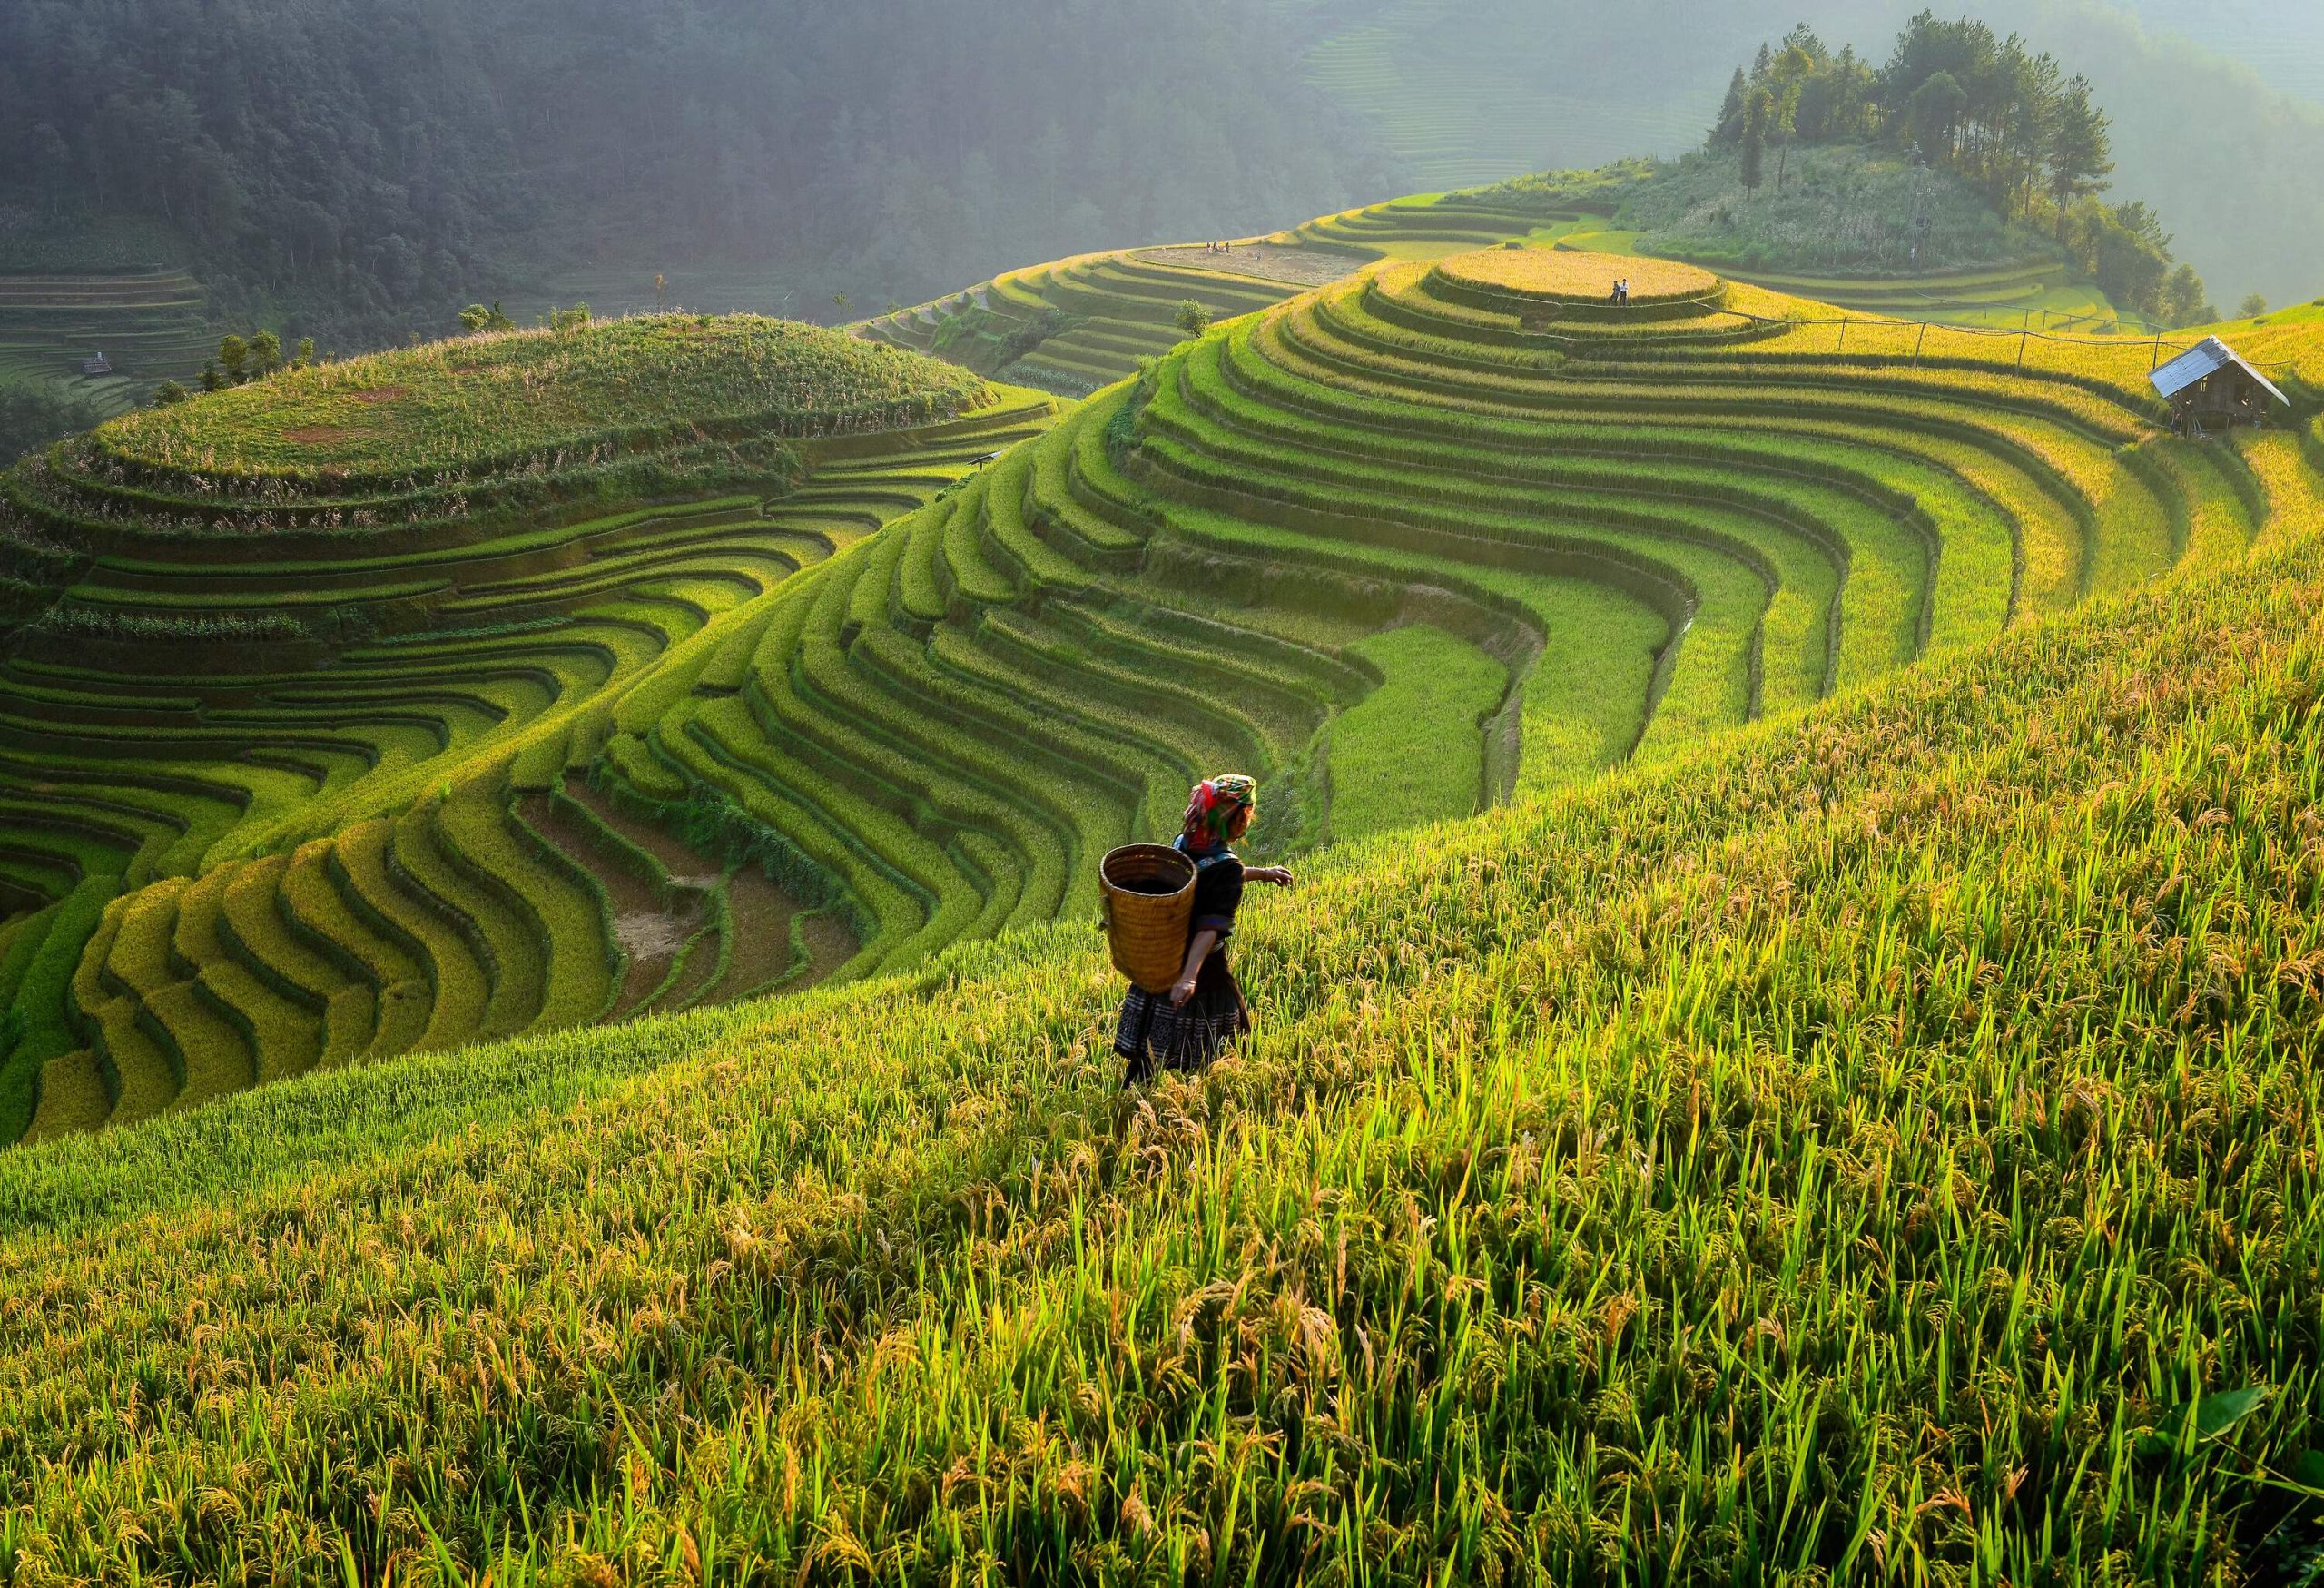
[1273,0,2324,311]
[0,0,1391,350]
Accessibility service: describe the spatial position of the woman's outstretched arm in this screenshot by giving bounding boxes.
[1242,864,1295,886]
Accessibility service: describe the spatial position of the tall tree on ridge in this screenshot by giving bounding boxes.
[1905,70,1967,163]
[2047,75,2114,238]
[1768,45,1815,193]
[1739,87,1773,200]
[1711,67,1749,148]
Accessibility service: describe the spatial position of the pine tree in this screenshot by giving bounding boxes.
[2046,75,2114,235]
[1739,88,1773,198]
[1709,68,1748,148]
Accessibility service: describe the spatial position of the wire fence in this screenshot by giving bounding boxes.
[1718,305,2305,391]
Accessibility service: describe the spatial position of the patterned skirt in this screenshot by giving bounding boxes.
[1115,954,1249,1082]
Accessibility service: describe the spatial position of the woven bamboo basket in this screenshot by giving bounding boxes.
[1099,843,1197,993]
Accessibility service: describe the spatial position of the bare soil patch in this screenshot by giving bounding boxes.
[348,386,407,404]
[559,783,852,1007]
[1137,244,1363,289]
[704,868,857,1001]
[281,425,348,445]
[522,791,711,1016]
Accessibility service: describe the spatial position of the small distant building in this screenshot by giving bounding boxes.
[80,350,112,376]
[2150,336,2287,435]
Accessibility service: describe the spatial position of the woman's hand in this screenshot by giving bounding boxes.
[1256,865,1295,887]
[1171,928,1218,1006]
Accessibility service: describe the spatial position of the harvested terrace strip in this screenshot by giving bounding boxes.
[0,320,1058,1139]
[1435,246,1717,302]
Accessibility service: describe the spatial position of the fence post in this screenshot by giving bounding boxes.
[1914,321,1927,363]
[2152,334,2162,370]
[1837,318,1848,353]
[2017,329,2029,372]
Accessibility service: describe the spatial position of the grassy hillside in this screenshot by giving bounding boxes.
[0,315,1052,1140]
[0,404,2319,1575]
[100,315,986,481]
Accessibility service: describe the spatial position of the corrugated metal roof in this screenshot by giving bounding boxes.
[2150,335,2290,406]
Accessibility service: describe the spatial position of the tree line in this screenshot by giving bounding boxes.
[1709,12,2213,325]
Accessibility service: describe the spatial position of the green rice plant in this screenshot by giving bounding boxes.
[94,881,255,1110]
[329,820,490,1051]
[1324,624,1507,841]
[939,487,1020,607]
[0,877,113,1138]
[434,789,615,1030]
[171,866,323,1085]
[891,493,958,628]
[218,855,375,1068]
[386,804,540,1041]
[66,893,180,1122]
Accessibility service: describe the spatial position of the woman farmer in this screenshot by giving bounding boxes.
[1115,774,1294,1083]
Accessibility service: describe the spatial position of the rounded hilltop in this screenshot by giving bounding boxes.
[1363,243,1763,353]
[1433,246,1718,304]
[92,312,991,489]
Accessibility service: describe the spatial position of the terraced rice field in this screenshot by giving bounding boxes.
[0,315,1054,1139]
[1715,258,2140,330]
[0,265,212,414]
[5,405,2323,1577]
[626,242,2305,1136]
[1,229,2309,1143]
[859,192,1555,397]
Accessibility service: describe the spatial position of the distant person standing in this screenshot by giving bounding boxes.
[1115,774,1294,1083]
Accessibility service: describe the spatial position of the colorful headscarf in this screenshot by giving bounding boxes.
[1182,774,1257,848]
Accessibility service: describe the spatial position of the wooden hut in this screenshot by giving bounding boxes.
[80,350,112,376]
[2150,336,2287,435]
